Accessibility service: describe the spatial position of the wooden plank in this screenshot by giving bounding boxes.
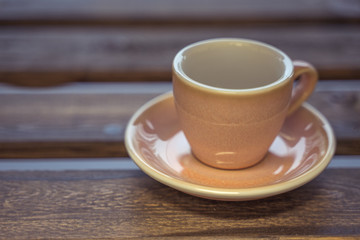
[0,0,360,25]
[1,25,360,87]
[0,0,359,26]
[0,156,358,171]
[0,81,359,158]
[0,168,359,238]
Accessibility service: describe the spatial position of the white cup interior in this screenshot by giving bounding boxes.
[177,39,292,90]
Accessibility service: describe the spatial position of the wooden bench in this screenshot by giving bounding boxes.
[0,0,359,238]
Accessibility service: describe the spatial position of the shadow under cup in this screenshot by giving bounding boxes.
[172,39,295,169]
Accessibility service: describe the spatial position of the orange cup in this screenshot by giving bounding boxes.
[173,38,318,169]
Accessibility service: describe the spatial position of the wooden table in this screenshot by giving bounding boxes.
[0,0,359,239]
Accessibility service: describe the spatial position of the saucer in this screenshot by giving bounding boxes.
[125,92,335,201]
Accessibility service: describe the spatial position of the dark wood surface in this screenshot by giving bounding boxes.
[0,0,359,239]
[1,169,359,239]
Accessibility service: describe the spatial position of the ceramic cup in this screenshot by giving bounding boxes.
[172,38,318,169]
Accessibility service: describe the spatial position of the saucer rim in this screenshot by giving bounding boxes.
[125,92,336,201]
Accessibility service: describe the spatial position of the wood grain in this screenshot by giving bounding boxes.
[0,82,359,158]
[0,1,358,238]
[1,24,360,87]
[0,169,359,239]
[1,0,359,26]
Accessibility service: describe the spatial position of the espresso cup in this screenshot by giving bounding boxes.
[172,38,318,169]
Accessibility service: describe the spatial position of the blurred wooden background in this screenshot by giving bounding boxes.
[0,0,359,158]
[0,0,360,86]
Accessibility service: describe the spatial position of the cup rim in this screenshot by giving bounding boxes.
[173,38,294,94]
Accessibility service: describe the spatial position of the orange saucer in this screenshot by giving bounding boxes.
[125,92,335,201]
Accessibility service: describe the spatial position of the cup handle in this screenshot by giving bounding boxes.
[287,60,318,116]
